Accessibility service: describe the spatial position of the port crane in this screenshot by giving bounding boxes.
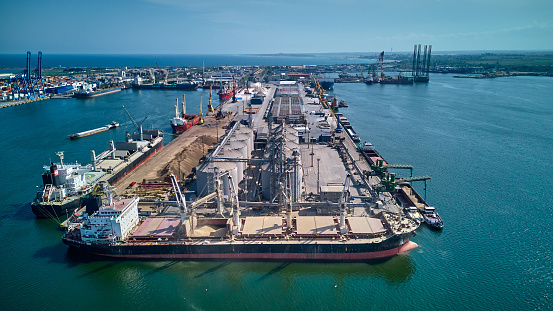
[122,106,148,140]
[207,85,215,114]
[9,51,45,100]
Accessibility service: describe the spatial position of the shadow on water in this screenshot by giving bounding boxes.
[257,262,290,282]
[194,261,232,278]
[143,261,180,278]
[76,261,121,279]
[1,202,37,222]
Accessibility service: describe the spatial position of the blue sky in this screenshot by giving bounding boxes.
[1,0,552,54]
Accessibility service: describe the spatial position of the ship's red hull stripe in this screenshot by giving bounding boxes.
[90,241,418,260]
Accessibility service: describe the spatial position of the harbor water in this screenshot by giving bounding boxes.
[0,73,552,310]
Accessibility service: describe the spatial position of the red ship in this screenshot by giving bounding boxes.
[218,83,237,101]
[170,95,200,134]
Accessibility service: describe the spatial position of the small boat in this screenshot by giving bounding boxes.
[422,207,443,230]
[338,99,348,107]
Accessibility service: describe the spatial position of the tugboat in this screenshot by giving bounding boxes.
[421,207,444,230]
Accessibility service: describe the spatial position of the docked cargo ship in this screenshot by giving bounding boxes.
[74,83,122,98]
[313,76,335,90]
[63,175,418,261]
[93,129,164,186]
[359,142,387,166]
[170,95,200,134]
[31,152,105,219]
[218,83,237,101]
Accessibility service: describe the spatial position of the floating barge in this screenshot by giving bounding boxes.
[69,121,119,139]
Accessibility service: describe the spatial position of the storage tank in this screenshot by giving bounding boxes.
[220,148,244,182]
[195,161,238,197]
[228,141,248,163]
[232,133,252,157]
[235,127,254,152]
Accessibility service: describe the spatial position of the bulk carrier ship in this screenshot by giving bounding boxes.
[63,174,418,261]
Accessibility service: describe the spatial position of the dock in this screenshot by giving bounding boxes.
[62,79,435,260]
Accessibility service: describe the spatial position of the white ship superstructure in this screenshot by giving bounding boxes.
[80,191,139,243]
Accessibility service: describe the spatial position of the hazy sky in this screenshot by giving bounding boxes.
[1,0,552,54]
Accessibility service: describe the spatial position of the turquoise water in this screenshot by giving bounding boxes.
[1,75,552,310]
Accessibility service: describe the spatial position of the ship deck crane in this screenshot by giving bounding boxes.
[228,175,241,234]
[122,106,147,141]
[339,174,351,233]
[169,174,188,227]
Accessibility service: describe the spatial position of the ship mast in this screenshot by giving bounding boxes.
[174,98,179,118]
[182,94,186,116]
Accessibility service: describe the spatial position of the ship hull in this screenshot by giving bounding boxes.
[171,115,200,134]
[106,138,163,186]
[31,197,82,219]
[74,87,122,98]
[63,233,417,262]
[318,81,334,90]
[218,90,236,101]
[380,79,414,85]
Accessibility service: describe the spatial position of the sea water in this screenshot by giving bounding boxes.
[0,71,551,310]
